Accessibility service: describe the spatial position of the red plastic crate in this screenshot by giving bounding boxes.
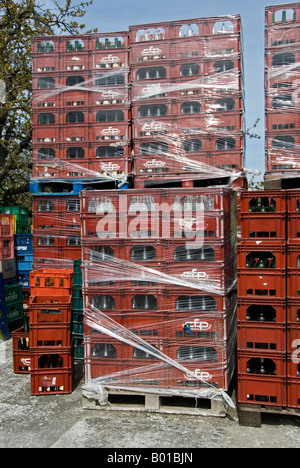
[238,349,287,377]
[240,190,287,214]
[287,243,300,268]
[238,321,287,353]
[237,269,287,298]
[287,350,300,379]
[0,237,14,260]
[0,214,14,237]
[29,322,71,347]
[29,295,72,323]
[33,195,78,213]
[265,3,300,27]
[11,326,31,374]
[164,288,233,314]
[166,348,236,391]
[237,242,287,270]
[30,344,73,370]
[31,368,73,395]
[287,214,300,241]
[287,378,300,409]
[29,269,73,295]
[237,297,287,324]
[238,373,287,407]
[287,297,300,324]
[265,109,299,134]
[287,269,300,297]
[240,213,287,241]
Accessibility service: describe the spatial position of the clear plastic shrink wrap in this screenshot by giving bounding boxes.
[31,16,244,406]
[265,4,300,174]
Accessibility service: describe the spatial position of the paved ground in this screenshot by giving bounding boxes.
[1,339,300,449]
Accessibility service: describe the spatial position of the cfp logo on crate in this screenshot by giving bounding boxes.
[181,269,207,282]
[178,217,205,231]
[101,126,121,136]
[142,121,165,132]
[21,358,31,367]
[184,318,212,332]
[101,90,121,99]
[141,46,162,57]
[185,369,212,382]
[99,162,120,172]
[100,54,121,64]
[144,159,166,168]
[142,83,162,97]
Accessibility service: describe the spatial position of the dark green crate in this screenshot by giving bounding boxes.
[6,300,23,323]
[73,259,82,287]
[72,285,83,310]
[73,334,84,360]
[72,309,83,335]
[4,284,23,304]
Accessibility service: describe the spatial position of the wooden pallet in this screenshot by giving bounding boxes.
[82,387,233,418]
[264,171,300,190]
[238,403,300,428]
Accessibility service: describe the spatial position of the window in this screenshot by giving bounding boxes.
[137,66,166,80]
[214,98,235,111]
[92,344,116,358]
[138,104,168,118]
[140,142,169,155]
[213,21,234,34]
[272,135,295,149]
[96,74,125,86]
[37,235,55,246]
[37,41,55,53]
[273,9,296,24]
[96,146,124,158]
[216,137,236,150]
[91,294,115,310]
[180,63,200,76]
[176,345,218,361]
[174,246,215,261]
[132,295,158,310]
[89,246,114,261]
[96,36,125,49]
[272,53,295,67]
[213,60,234,73]
[96,110,124,122]
[66,235,81,246]
[66,75,84,87]
[66,111,84,123]
[67,147,84,159]
[175,296,217,311]
[135,27,166,42]
[66,200,80,211]
[181,101,201,114]
[38,77,55,89]
[37,201,54,211]
[130,245,156,261]
[37,113,55,124]
[66,39,84,51]
[272,95,294,109]
[182,139,202,152]
[178,24,199,37]
[37,148,55,160]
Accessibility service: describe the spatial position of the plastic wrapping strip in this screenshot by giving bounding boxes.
[81,252,237,296]
[32,158,129,184]
[131,70,241,101]
[266,61,300,81]
[34,68,130,103]
[82,305,236,409]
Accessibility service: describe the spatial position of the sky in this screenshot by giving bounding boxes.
[46,0,296,181]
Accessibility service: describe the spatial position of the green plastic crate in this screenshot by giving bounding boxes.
[4,284,23,304]
[73,259,82,287]
[6,300,23,323]
[72,285,83,310]
[73,334,84,359]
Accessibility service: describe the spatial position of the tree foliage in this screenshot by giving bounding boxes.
[0,0,94,207]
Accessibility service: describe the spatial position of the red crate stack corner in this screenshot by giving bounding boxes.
[26,269,74,395]
[237,188,290,408]
[264,2,300,188]
[80,186,238,404]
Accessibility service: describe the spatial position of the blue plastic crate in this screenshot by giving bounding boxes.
[17,272,30,287]
[14,234,33,255]
[29,177,130,196]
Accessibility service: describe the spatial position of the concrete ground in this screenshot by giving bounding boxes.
[1,338,300,449]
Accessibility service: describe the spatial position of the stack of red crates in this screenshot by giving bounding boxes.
[129,16,244,188]
[81,187,238,393]
[28,268,74,395]
[286,190,300,408]
[237,190,288,407]
[31,32,131,269]
[264,3,300,176]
